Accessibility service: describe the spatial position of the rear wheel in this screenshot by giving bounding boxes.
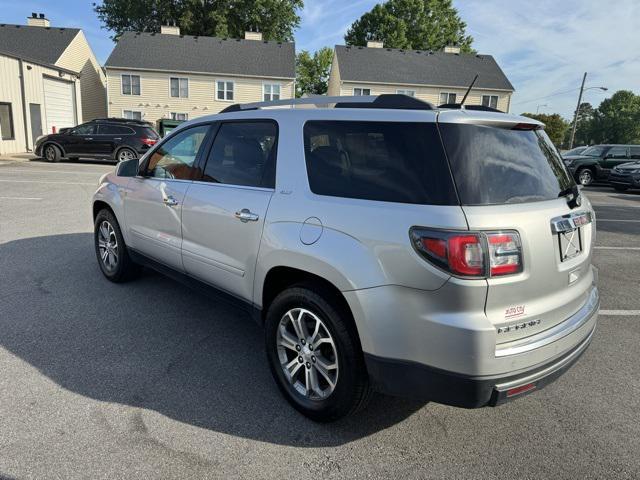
[576,167,594,186]
[116,147,136,163]
[43,144,60,162]
[265,285,371,422]
[94,209,140,282]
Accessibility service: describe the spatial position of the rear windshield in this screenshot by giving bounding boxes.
[439,124,575,205]
[303,121,457,205]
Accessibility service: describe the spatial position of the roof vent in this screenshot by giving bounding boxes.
[244,31,263,41]
[160,23,180,35]
[443,45,461,54]
[367,40,384,48]
[27,12,50,27]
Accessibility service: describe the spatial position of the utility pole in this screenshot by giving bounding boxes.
[569,72,587,149]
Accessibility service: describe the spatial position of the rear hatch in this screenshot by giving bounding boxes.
[438,110,596,345]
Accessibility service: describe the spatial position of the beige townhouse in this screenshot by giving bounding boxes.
[0,13,107,154]
[104,26,295,124]
[328,43,514,111]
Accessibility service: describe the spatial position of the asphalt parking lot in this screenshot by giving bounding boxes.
[0,158,639,480]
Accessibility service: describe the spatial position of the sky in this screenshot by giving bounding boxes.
[0,0,638,118]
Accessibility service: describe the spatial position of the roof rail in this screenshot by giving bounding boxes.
[220,94,434,113]
[438,103,503,113]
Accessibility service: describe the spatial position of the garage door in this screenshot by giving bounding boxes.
[43,77,76,135]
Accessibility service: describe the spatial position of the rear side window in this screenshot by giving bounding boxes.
[303,121,457,205]
[141,127,159,139]
[439,124,574,205]
[98,124,134,135]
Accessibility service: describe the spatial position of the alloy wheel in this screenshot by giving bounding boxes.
[276,308,339,400]
[118,149,135,162]
[97,220,119,272]
[45,146,55,161]
[578,169,593,186]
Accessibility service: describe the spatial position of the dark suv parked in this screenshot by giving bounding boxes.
[35,118,159,163]
[564,144,640,186]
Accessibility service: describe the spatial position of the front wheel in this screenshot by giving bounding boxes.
[576,168,594,186]
[265,285,371,422]
[94,209,140,282]
[43,144,60,162]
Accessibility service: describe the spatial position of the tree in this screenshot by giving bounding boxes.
[94,0,304,41]
[295,47,333,97]
[344,0,473,52]
[521,112,570,147]
[594,90,640,144]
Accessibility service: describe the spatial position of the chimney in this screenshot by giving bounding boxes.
[244,31,263,41]
[160,22,180,35]
[27,12,50,27]
[366,40,384,48]
[443,45,461,54]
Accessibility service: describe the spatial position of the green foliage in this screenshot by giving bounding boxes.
[93,0,304,41]
[295,47,334,97]
[521,113,570,147]
[344,0,474,52]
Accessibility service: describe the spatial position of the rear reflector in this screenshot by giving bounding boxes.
[506,383,536,397]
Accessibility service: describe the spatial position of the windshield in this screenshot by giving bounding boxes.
[564,146,586,156]
[439,124,575,205]
[581,146,607,157]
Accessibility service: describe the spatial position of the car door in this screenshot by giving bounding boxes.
[602,146,629,172]
[123,124,212,271]
[96,124,129,157]
[181,120,278,301]
[65,123,96,156]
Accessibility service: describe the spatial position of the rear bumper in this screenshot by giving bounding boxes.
[365,325,595,408]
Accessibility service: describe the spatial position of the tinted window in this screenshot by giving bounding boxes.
[72,124,95,135]
[582,146,607,157]
[439,124,574,205]
[629,146,640,159]
[303,121,457,205]
[142,127,159,139]
[607,146,628,159]
[145,125,210,179]
[201,122,277,188]
[98,124,133,135]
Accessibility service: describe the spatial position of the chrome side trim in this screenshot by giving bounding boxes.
[495,286,599,358]
[495,326,595,391]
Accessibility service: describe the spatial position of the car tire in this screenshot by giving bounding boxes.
[94,209,140,283]
[116,147,137,163]
[265,284,372,422]
[576,167,594,186]
[43,144,61,163]
[613,185,628,192]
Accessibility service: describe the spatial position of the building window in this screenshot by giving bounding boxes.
[396,89,416,96]
[171,112,188,121]
[122,74,141,95]
[353,88,371,96]
[217,80,234,101]
[123,110,142,120]
[263,83,281,101]
[439,92,457,104]
[0,102,15,140]
[170,77,189,98]
[482,95,499,109]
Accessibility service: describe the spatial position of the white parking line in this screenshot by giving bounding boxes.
[0,179,95,186]
[594,246,640,251]
[596,219,640,223]
[0,168,108,176]
[599,310,640,316]
[0,196,43,200]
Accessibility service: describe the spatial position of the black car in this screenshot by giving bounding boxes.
[608,160,640,191]
[35,118,159,163]
[563,144,640,186]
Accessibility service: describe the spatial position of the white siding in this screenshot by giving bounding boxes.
[43,77,76,134]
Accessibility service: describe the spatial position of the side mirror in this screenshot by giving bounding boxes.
[116,158,140,177]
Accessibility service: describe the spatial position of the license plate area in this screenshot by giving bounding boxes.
[557,227,582,261]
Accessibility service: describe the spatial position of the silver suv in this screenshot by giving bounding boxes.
[92,95,599,422]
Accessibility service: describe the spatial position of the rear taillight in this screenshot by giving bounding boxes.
[410,228,523,278]
[140,137,157,146]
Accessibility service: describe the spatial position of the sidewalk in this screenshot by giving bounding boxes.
[0,153,37,164]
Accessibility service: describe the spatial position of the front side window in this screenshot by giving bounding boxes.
[303,121,457,205]
[121,74,140,95]
[353,88,371,96]
[171,112,188,121]
[481,95,499,109]
[217,81,234,101]
[123,110,142,120]
[170,77,189,98]
[0,102,15,140]
[145,125,210,179]
[263,83,281,101]
[607,146,628,159]
[439,92,457,104]
[201,121,277,188]
[72,123,95,135]
[396,89,416,96]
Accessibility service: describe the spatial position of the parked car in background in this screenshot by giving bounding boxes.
[563,144,640,185]
[562,146,588,158]
[92,95,599,421]
[608,160,640,191]
[35,118,159,163]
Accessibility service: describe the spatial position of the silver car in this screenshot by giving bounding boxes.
[92,95,599,422]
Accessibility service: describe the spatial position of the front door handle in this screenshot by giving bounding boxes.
[235,208,259,222]
[163,195,179,207]
[85,137,93,140]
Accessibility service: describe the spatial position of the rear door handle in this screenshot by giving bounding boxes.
[114,137,122,140]
[85,137,93,140]
[235,208,259,222]
[163,195,179,207]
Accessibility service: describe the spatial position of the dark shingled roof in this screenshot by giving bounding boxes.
[0,24,80,66]
[335,45,514,91]
[105,31,295,79]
